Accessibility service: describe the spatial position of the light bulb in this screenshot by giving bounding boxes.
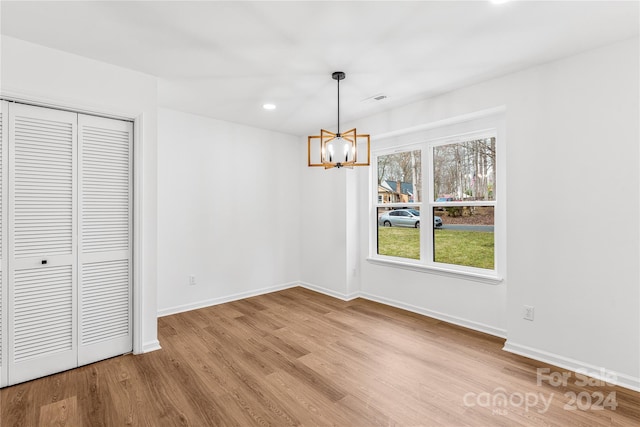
[325,136,353,164]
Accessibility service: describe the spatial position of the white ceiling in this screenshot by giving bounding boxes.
[1,1,638,136]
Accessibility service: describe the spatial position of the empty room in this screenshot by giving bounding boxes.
[0,0,639,426]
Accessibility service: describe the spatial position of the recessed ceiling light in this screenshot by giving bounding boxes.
[490,0,510,4]
[262,103,276,110]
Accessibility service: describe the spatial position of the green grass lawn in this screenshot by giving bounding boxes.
[377,227,421,259]
[378,227,494,269]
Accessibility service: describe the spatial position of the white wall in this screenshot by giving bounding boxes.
[299,168,350,298]
[156,108,302,315]
[330,37,638,389]
[0,36,160,352]
[502,38,639,388]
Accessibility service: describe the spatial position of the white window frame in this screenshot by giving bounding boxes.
[368,110,505,284]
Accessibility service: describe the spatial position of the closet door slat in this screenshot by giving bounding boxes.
[13,115,73,258]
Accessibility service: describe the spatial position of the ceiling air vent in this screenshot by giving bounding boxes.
[362,93,388,103]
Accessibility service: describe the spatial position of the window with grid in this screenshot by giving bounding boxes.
[372,131,499,278]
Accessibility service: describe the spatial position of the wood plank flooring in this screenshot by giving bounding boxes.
[2,287,639,426]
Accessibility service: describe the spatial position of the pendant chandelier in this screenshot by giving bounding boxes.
[307,72,370,169]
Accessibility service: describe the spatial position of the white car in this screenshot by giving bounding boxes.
[378,209,443,228]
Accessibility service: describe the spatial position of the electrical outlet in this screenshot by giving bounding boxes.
[523,305,535,321]
[189,275,196,286]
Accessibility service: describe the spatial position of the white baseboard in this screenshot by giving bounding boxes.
[140,339,161,354]
[358,291,507,338]
[503,341,640,392]
[295,284,506,338]
[298,281,360,301]
[157,281,299,317]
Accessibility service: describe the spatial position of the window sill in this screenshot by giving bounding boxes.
[366,257,503,285]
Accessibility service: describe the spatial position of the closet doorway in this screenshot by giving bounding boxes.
[0,101,133,387]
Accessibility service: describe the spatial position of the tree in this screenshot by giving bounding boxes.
[433,138,495,201]
[377,150,422,202]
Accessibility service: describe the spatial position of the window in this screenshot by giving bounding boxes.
[376,150,422,260]
[371,129,501,280]
[432,137,496,270]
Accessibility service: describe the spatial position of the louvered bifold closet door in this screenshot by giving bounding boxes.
[78,115,132,366]
[8,103,77,385]
[0,101,8,387]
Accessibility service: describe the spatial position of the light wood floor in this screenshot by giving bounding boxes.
[2,287,639,426]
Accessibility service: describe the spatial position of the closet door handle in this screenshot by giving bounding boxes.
[41,259,48,265]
